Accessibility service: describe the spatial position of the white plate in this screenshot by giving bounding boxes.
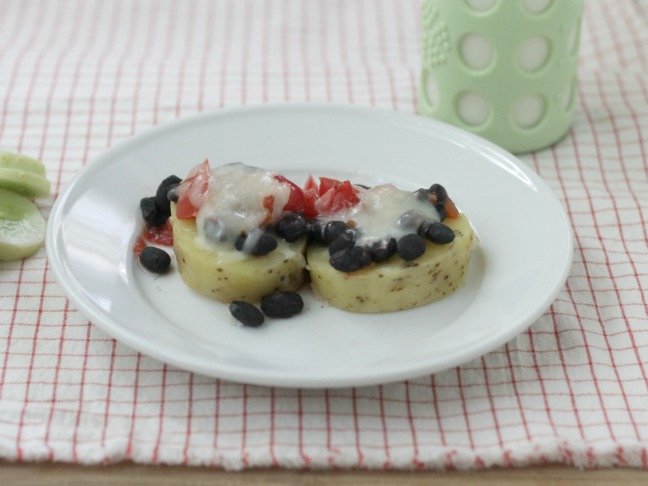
[46,104,573,388]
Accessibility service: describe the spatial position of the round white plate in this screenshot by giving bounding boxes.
[46,104,573,388]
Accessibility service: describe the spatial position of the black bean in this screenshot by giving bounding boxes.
[307,221,324,243]
[397,234,426,261]
[328,229,357,255]
[329,246,372,272]
[234,232,277,255]
[428,183,448,203]
[370,238,397,262]
[229,301,265,327]
[423,222,455,244]
[234,232,247,251]
[140,197,169,226]
[260,291,304,318]
[275,213,307,242]
[323,221,348,243]
[413,188,429,201]
[139,246,171,273]
[155,175,182,211]
[204,218,227,242]
[167,184,180,203]
[251,233,278,256]
[435,204,447,222]
[397,210,426,232]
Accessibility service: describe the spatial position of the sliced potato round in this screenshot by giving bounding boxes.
[0,151,46,176]
[0,188,46,261]
[169,204,307,303]
[307,213,476,313]
[0,167,51,199]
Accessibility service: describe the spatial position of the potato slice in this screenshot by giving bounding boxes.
[307,213,476,313]
[169,204,307,303]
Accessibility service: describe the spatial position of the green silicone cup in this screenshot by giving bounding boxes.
[419,0,584,154]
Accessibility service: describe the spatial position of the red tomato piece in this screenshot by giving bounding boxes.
[318,177,341,197]
[175,198,197,219]
[144,220,174,246]
[303,176,360,217]
[262,195,275,224]
[274,175,304,213]
[302,175,321,219]
[315,180,360,215]
[303,175,318,193]
[175,159,211,219]
[444,197,459,219]
[133,236,147,256]
[263,195,275,212]
[303,188,319,220]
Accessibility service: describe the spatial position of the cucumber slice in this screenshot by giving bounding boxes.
[0,167,51,199]
[0,188,46,261]
[0,151,46,176]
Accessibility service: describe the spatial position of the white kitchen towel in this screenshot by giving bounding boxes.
[0,0,647,470]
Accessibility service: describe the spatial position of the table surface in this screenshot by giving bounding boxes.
[2,464,647,485]
[1,0,648,475]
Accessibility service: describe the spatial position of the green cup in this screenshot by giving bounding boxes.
[419,0,584,154]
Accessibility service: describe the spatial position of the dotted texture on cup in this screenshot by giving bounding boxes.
[457,91,491,126]
[465,0,498,12]
[418,0,583,153]
[522,0,553,14]
[460,34,494,71]
[422,1,450,68]
[517,36,551,72]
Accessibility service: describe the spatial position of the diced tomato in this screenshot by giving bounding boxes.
[304,175,318,193]
[303,176,319,219]
[175,198,197,219]
[175,159,211,219]
[263,195,275,212]
[303,188,319,220]
[143,220,174,246]
[133,236,147,256]
[318,177,341,197]
[274,175,304,213]
[444,197,459,219]
[175,195,199,219]
[261,194,275,224]
[134,220,174,258]
[315,180,360,215]
[302,175,360,218]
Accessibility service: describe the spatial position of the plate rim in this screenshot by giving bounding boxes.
[46,102,574,388]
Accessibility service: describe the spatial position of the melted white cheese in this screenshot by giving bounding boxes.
[323,184,440,244]
[196,163,290,243]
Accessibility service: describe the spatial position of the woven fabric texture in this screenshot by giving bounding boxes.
[0,0,647,470]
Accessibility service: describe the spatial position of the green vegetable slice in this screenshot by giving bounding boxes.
[0,188,46,261]
[0,167,51,199]
[0,151,46,176]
